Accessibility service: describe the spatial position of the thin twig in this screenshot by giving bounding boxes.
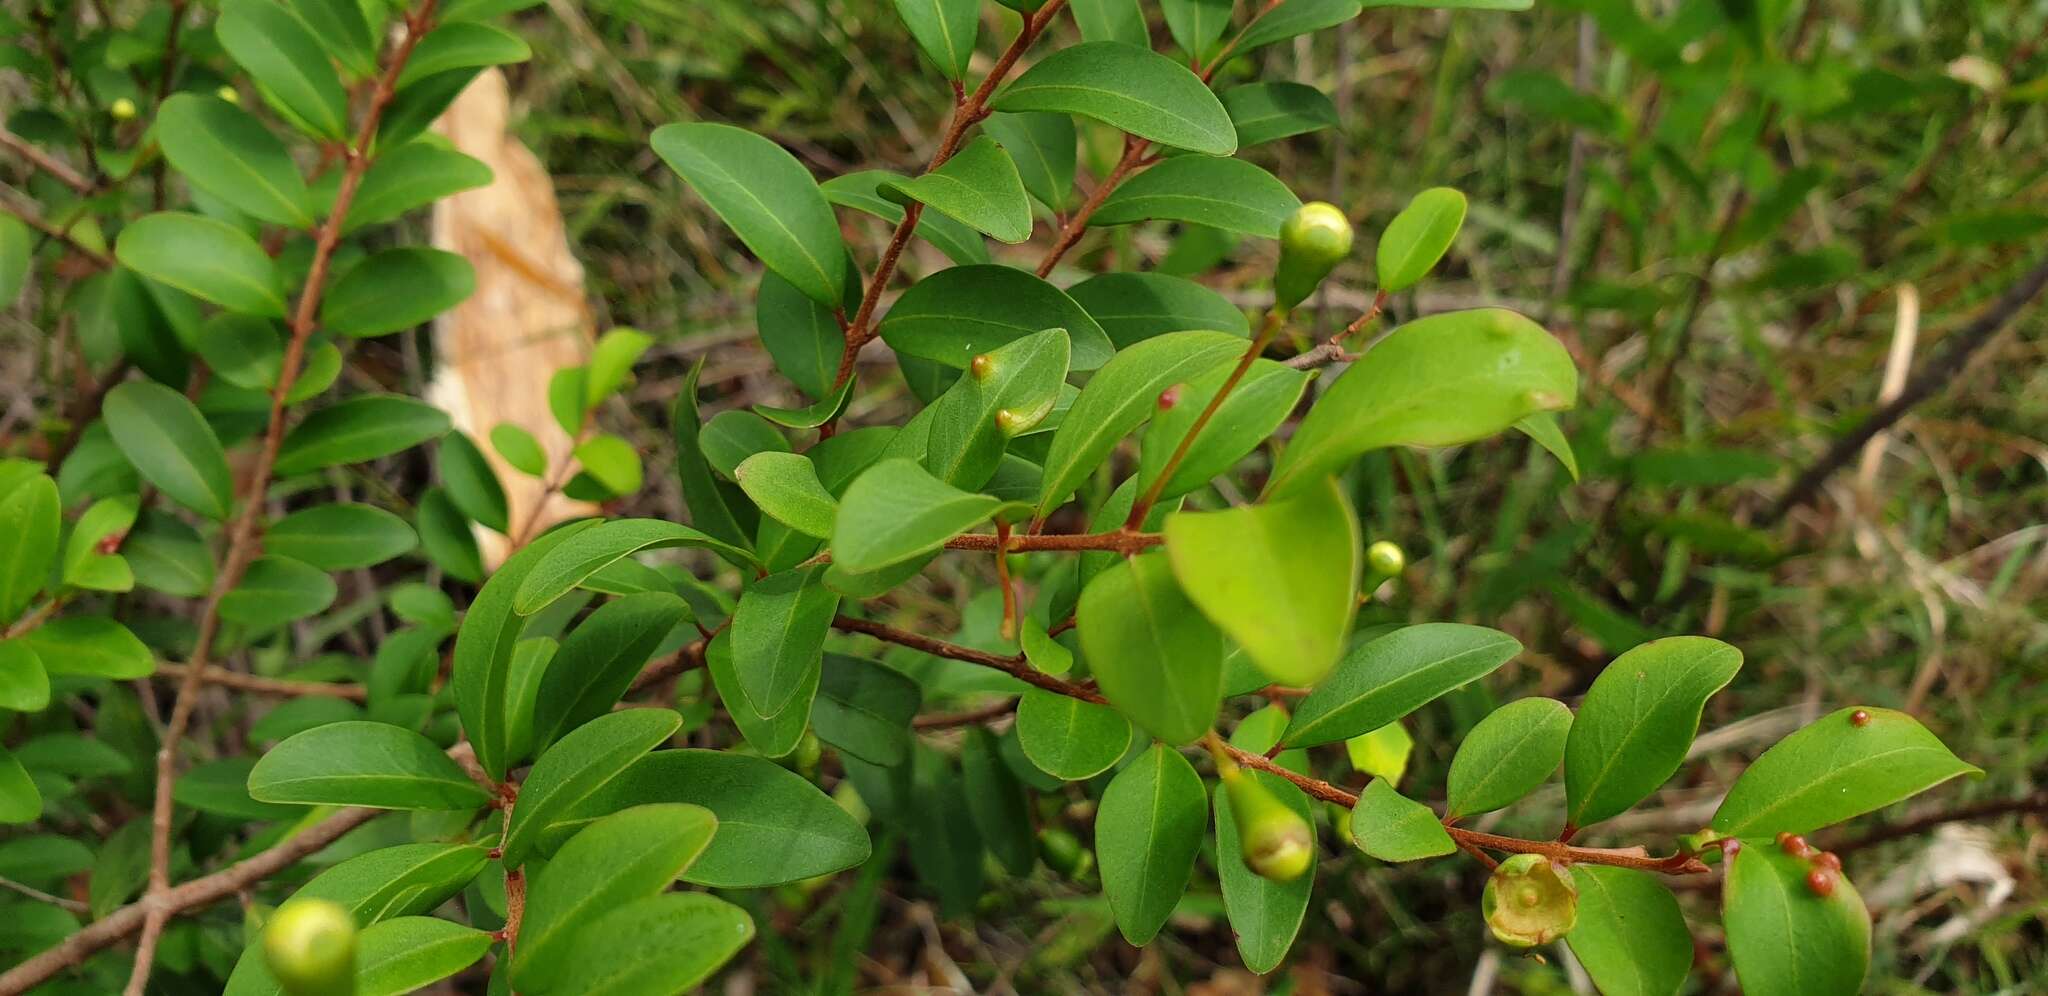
[154,664,368,701]
[913,697,1021,730]
[1828,791,2048,855]
[1035,136,1150,278]
[831,615,1106,704]
[0,126,95,195]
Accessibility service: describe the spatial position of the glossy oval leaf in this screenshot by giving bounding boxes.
[219,555,337,630]
[1562,636,1742,829]
[1067,271,1248,348]
[1015,688,1132,781]
[814,654,922,768]
[891,0,979,79]
[1035,330,1245,514]
[267,505,420,573]
[1567,866,1694,996]
[832,458,1002,573]
[729,566,839,720]
[1138,357,1308,499]
[822,170,991,266]
[1282,623,1521,748]
[1267,308,1578,499]
[20,616,154,679]
[352,917,493,996]
[1221,82,1339,147]
[735,451,837,538]
[1165,477,1359,687]
[0,475,58,622]
[883,136,1032,243]
[982,111,1076,212]
[1348,778,1455,862]
[547,892,755,996]
[993,42,1236,156]
[320,247,476,337]
[114,213,284,317]
[247,721,488,810]
[1445,697,1572,820]
[155,94,312,228]
[500,707,682,866]
[273,395,452,476]
[1711,707,1979,838]
[1723,844,1869,996]
[515,518,756,614]
[1093,155,1302,238]
[651,122,849,306]
[344,141,494,233]
[1376,186,1467,293]
[1077,551,1224,745]
[103,381,232,520]
[1213,770,1313,973]
[876,264,1111,370]
[1097,744,1206,945]
[216,0,349,140]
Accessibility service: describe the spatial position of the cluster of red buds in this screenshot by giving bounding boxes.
[1776,831,1845,896]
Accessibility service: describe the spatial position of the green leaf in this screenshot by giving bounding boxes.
[814,654,922,767]
[554,749,871,888]
[344,141,493,234]
[415,488,483,582]
[353,917,493,996]
[755,270,851,401]
[217,0,350,139]
[545,892,754,995]
[0,474,60,621]
[671,361,759,550]
[1069,0,1147,45]
[274,395,452,476]
[706,628,812,757]
[220,555,337,629]
[1096,744,1206,945]
[1213,770,1312,972]
[959,727,1034,874]
[397,22,530,87]
[1067,271,1248,349]
[248,721,488,810]
[919,327,1071,488]
[1283,624,1522,748]
[23,616,154,679]
[699,409,790,479]
[155,94,312,228]
[1077,551,1224,745]
[1231,0,1362,58]
[1221,82,1339,146]
[822,171,991,266]
[1723,844,1869,996]
[175,757,300,821]
[452,521,596,778]
[1567,866,1694,996]
[1093,155,1302,238]
[1163,0,1233,60]
[1348,778,1456,862]
[1563,637,1742,829]
[877,264,1111,371]
[515,518,756,615]
[1376,186,1467,293]
[1346,720,1413,782]
[573,433,644,496]
[1015,688,1132,781]
[1139,358,1307,500]
[439,432,508,533]
[0,745,41,823]
[292,842,491,921]
[1515,411,1580,480]
[1445,697,1572,820]
[907,747,985,915]
[584,327,654,405]
[266,502,421,573]
[883,136,1033,244]
[983,112,1076,212]
[490,423,547,477]
[832,458,1002,574]
[114,212,284,317]
[103,382,232,521]
[1036,330,1245,514]
[500,708,682,866]
[531,593,691,748]
[994,42,1237,156]
[513,803,718,992]
[1711,707,1979,837]
[890,0,979,80]
[1266,308,1577,499]
[735,451,837,538]
[651,122,849,306]
[320,248,475,337]
[1165,477,1359,687]
[292,0,375,78]
[729,567,839,720]
[0,640,51,712]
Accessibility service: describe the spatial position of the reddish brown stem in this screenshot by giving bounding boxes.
[914,697,1021,730]
[1036,136,1150,278]
[833,615,1106,704]
[153,664,368,701]
[0,125,95,195]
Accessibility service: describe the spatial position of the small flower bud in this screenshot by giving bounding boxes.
[970,353,995,381]
[1157,384,1182,411]
[1223,768,1315,882]
[1850,709,1871,727]
[109,97,138,121]
[1274,202,1354,312]
[1804,868,1836,897]
[1482,854,1577,948]
[1813,851,1842,873]
[217,86,241,105]
[1777,832,1813,858]
[262,899,357,996]
[1366,540,1405,577]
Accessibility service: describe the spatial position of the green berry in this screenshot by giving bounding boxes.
[109,97,138,121]
[1366,540,1405,577]
[262,899,357,996]
[1274,202,1355,311]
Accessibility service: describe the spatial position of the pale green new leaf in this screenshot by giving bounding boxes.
[1036,330,1244,514]
[1376,186,1467,292]
[832,458,1002,574]
[883,137,1033,243]
[1567,866,1694,996]
[1348,779,1455,862]
[736,451,837,538]
[1711,707,1979,837]
[1076,552,1223,745]
[1445,697,1572,820]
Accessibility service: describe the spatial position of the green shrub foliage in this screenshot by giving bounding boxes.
[0,0,1985,993]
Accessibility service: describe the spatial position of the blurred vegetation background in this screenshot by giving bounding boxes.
[7,0,2046,991]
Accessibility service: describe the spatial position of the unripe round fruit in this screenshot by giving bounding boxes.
[110,97,138,121]
[1366,540,1406,578]
[262,899,357,996]
[1037,827,1091,879]
[1481,854,1577,948]
[217,86,241,104]
[1223,768,1314,882]
[1274,202,1354,311]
